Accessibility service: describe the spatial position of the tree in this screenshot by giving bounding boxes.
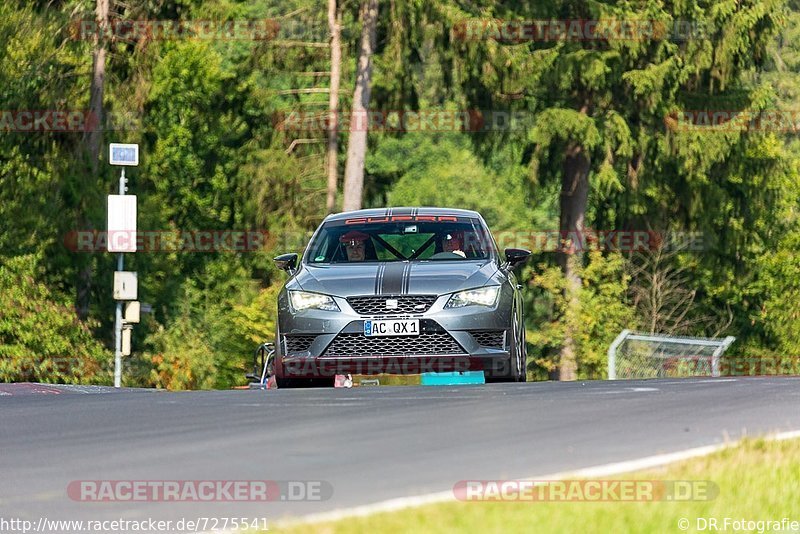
[453,1,786,379]
[342,0,378,211]
[85,0,108,175]
[626,242,735,336]
[76,0,110,320]
[368,133,531,230]
[527,250,635,380]
[326,0,342,213]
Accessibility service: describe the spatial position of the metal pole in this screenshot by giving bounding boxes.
[607,329,630,380]
[711,336,736,378]
[113,168,126,388]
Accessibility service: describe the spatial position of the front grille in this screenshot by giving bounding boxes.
[323,332,465,357]
[470,330,505,349]
[284,335,317,353]
[347,295,437,316]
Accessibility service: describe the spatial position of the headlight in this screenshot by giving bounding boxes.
[288,291,340,312]
[445,286,500,308]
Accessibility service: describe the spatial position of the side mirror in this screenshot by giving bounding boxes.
[504,248,531,267]
[274,253,298,273]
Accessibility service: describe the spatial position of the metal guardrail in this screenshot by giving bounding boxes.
[246,342,275,387]
[608,330,736,380]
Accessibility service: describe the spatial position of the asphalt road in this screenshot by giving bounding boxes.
[1,377,799,529]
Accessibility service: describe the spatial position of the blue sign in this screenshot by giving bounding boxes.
[109,143,139,166]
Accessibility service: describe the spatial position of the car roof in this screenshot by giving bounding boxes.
[324,207,483,223]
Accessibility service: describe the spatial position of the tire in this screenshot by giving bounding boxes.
[487,308,525,383]
[516,311,527,382]
[510,309,526,382]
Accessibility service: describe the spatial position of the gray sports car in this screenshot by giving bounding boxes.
[272,207,531,387]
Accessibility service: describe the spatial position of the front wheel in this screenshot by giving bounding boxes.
[510,310,527,382]
[486,310,526,383]
[515,311,527,382]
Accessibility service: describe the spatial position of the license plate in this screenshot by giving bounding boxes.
[364,319,420,337]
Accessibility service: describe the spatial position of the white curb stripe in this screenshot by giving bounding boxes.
[272,429,800,528]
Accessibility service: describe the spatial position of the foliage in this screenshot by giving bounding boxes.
[232,280,284,348]
[526,251,636,380]
[752,191,800,354]
[2,0,800,387]
[132,258,275,390]
[368,133,533,232]
[0,255,110,384]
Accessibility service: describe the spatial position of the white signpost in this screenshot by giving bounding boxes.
[108,143,139,388]
[107,195,137,253]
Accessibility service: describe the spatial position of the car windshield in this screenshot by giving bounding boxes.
[305,217,496,263]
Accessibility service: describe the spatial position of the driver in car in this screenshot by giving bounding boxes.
[442,231,466,258]
[340,230,369,261]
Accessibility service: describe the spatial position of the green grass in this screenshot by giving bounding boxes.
[276,438,800,533]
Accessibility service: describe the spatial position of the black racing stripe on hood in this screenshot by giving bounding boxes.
[380,262,406,294]
[374,263,385,295]
[401,262,412,294]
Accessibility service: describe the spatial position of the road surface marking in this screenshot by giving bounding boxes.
[271,428,800,528]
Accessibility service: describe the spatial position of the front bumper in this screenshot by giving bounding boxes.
[276,291,514,378]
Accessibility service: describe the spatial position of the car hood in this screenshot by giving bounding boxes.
[291,260,499,297]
